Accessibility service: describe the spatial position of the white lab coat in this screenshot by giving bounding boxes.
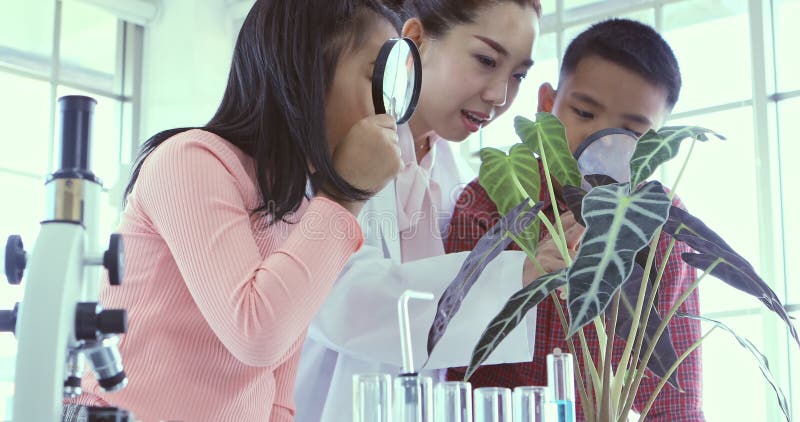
[294,134,537,422]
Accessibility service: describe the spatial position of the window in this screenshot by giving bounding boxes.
[775,0,800,92]
[0,1,143,418]
[662,106,762,313]
[778,97,800,305]
[460,1,800,420]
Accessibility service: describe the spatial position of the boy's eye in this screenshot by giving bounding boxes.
[571,106,594,119]
[475,55,497,68]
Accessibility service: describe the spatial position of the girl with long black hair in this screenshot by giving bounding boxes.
[66,1,404,420]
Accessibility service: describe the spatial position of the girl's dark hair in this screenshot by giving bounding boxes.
[124,0,402,223]
[395,0,542,38]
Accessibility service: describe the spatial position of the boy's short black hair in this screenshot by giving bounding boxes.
[560,18,681,109]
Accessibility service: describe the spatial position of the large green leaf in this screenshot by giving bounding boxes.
[566,181,671,336]
[677,313,791,422]
[479,144,541,250]
[514,113,581,188]
[629,126,724,188]
[465,269,568,381]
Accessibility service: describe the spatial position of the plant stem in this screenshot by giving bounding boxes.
[535,127,569,262]
[638,327,716,420]
[594,318,609,379]
[666,137,697,201]
[578,328,602,411]
[537,211,571,264]
[619,233,673,412]
[509,232,542,270]
[611,236,661,421]
[600,294,620,422]
[620,260,720,418]
[551,292,595,422]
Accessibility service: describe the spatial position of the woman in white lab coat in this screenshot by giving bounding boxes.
[295,1,550,420]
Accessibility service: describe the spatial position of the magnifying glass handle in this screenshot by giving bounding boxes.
[389,97,397,120]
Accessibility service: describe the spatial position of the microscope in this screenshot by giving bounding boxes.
[0,96,132,421]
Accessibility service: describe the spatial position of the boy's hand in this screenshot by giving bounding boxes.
[522,212,585,286]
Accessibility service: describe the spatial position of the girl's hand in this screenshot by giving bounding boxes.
[327,114,403,213]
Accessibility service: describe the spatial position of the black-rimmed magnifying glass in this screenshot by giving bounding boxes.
[372,37,422,124]
[573,128,639,190]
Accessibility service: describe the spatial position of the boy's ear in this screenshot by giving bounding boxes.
[402,18,426,52]
[537,82,556,113]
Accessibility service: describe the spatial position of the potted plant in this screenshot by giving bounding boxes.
[425,112,798,421]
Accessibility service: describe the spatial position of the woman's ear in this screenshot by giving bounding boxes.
[402,18,426,51]
[537,82,556,113]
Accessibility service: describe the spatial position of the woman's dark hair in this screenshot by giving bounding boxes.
[124,0,402,223]
[394,0,542,38]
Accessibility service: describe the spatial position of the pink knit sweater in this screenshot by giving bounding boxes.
[69,130,363,421]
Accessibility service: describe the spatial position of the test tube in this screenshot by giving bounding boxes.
[394,374,433,422]
[434,381,473,422]
[513,386,548,422]
[353,373,393,422]
[547,349,575,422]
[473,387,512,422]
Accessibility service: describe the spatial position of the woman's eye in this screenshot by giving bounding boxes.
[513,72,527,82]
[571,106,594,119]
[475,55,497,68]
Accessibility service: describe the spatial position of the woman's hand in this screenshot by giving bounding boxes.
[522,212,585,286]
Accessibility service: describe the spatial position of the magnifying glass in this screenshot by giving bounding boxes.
[572,128,638,191]
[372,37,422,124]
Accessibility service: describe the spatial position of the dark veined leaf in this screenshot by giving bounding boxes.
[677,313,791,422]
[479,144,542,250]
[616,264,680,389]
[679,238,800,347]
[629,126,724,188]
[514,113,582,188]
[465,269,568,381]
[562,184,657,295]
[566,181,671,336]
[427,198,544,358]
[663,206,799,346]
[562,185,587,226]
[561,175,621,227]
[663,205,735,254]
[584,174,620,188]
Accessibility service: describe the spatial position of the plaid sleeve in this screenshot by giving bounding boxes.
[444,179,502,254]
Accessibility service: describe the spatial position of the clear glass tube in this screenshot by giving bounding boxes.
[547,350,576,422]
[513,386,548,422]
[394,374,433,422]
[434,381,473,422]
[473,387,512,422]
[353,373,393,422]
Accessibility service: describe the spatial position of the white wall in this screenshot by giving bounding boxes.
[139,0,236,139]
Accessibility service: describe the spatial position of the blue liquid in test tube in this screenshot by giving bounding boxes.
[547,349,576,422]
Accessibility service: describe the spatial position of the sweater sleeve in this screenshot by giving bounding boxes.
[135,133,363,367]
[270,348,302,421]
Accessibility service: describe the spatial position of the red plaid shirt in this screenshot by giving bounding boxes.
[444,175,704,421]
